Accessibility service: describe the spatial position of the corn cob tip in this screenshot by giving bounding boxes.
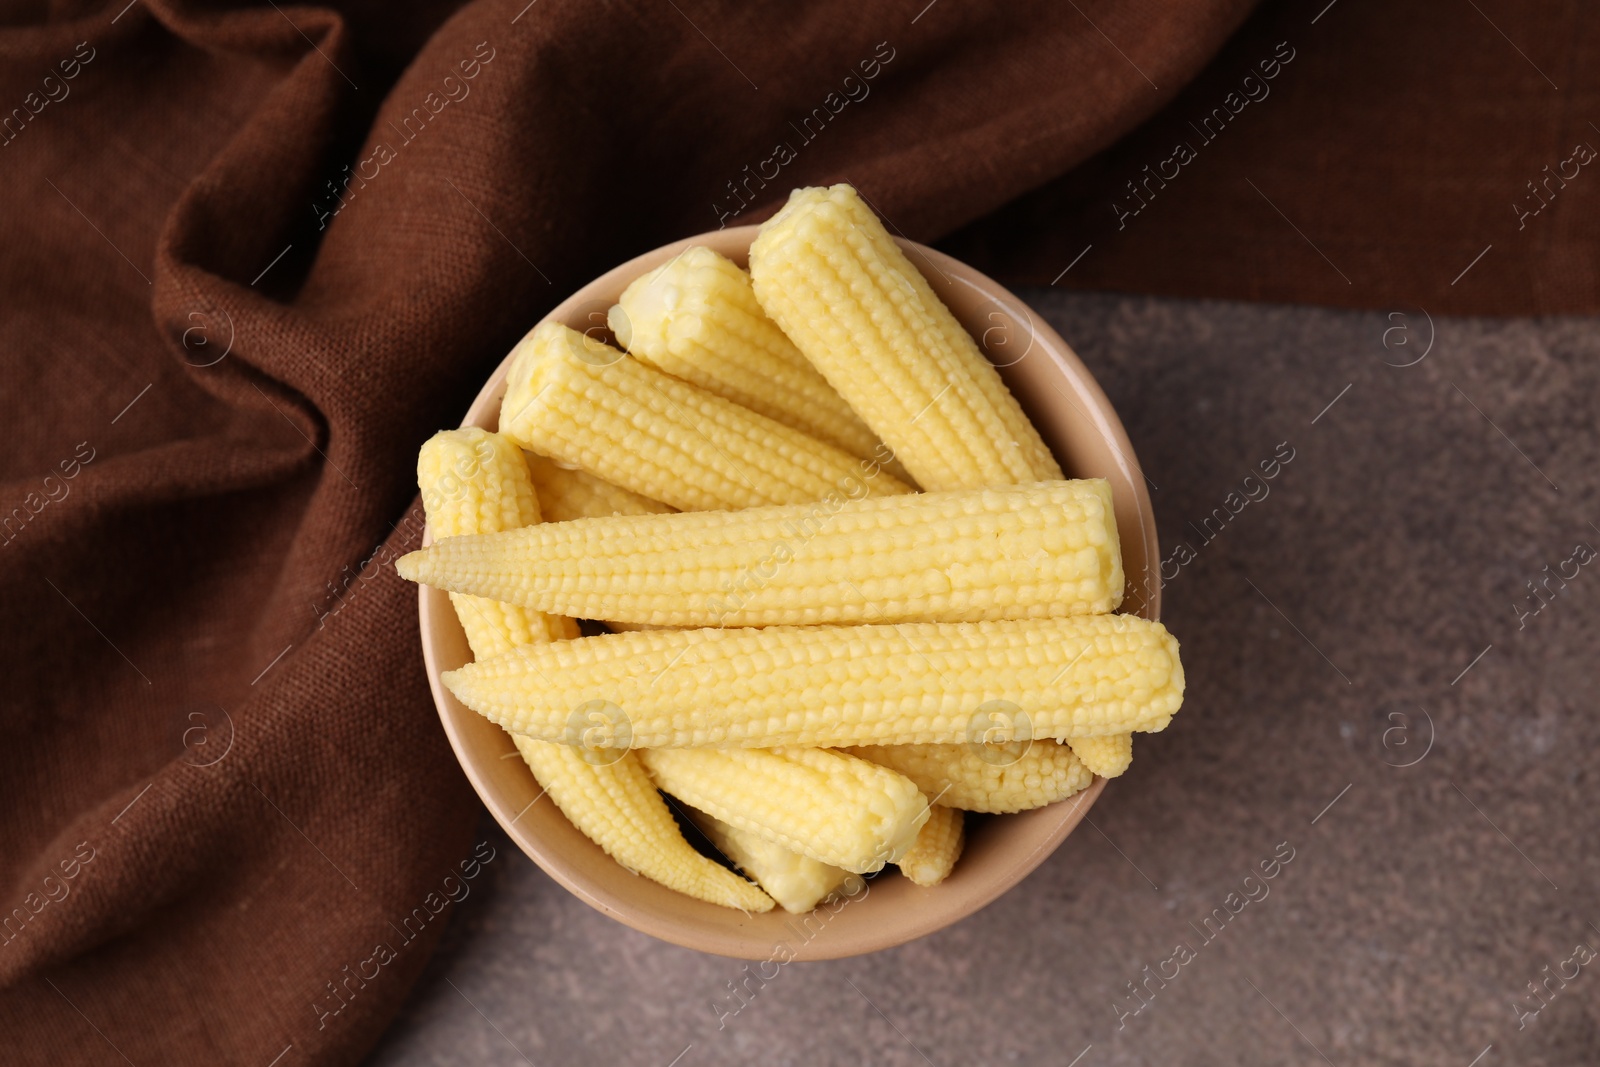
[759,184,852,238]
[751,185,882,272]
[897,804,964,887]
[609,246,722,355]
[501,322,625,438]
[605,303,633,349]
[393,544,455,591]
[394,550,424,584]
[440,666,472,706]
[1068,733,1134,778]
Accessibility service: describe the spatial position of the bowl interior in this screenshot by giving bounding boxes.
[417,227,1160,960]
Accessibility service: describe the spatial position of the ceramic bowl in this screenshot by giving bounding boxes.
[417,226,1160,959]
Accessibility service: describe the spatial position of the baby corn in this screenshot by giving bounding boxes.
[897,805,964,887]
[497,322,910,512]
[418,430,580,652]
[513,737,771,911]
[748,184,1061,492]
[609,245,888,466]
[522,450,672,522]
[417,428,771,913]
[1069,733,1134,778]
[642,746,928,873]
[753,186,1145,785]
[849,741,1093,813]
[396,481,1123,628]
[526,436,855,904]
[685,809,860,914]
[444,615,1184,749]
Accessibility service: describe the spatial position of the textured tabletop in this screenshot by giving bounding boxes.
[367,290,1600,1067]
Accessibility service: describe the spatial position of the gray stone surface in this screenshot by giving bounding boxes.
[365,292,1600,1067]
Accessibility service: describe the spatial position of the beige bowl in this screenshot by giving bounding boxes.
[417,227,1161,960]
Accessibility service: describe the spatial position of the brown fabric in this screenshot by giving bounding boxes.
[945,0,1600,315]
[0,0,1584,1062]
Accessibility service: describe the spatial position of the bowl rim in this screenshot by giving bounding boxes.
[417,225,1158,959]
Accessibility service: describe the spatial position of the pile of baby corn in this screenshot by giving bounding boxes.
[398,184,1184,914]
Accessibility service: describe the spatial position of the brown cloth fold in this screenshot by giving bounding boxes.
[0,0,1588,1062]
[948,0,1600,315]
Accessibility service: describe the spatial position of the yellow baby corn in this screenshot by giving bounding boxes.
[748,184,1062,492]
[417,429,580,651]
[685,810,859,914]
[689,216,1076,784]
[848,741,1093,814]
[521,450,672,522]
[444,615,1184,749]
[609,245,888,466]
[513,737,771,911]
[897,804,964,887]
[417,428,770,913]
[497,322,910,512]
[522,458,670,627]
[640,746,928,873]
[755,191,1145,793]
[1069,733,1134,779]
[527,448,859,904]
[396,481,1123,628]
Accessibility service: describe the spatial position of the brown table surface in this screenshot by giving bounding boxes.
[366,288,1600,1067]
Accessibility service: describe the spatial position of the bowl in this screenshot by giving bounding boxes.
[417,226,1161,960]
